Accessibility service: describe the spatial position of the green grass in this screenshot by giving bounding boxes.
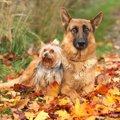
[0,61,13,81]
[12,56,32,74]
[0,108,12,115]
[0,22,40,79]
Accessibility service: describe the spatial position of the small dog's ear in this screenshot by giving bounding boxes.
[90,12,103,31]
[40,41,45,48]
[60,8,71,29]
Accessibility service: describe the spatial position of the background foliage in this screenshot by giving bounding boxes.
[0,0,120,78]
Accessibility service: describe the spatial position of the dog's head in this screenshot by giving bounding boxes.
[60,8,103,61]
[39,42,62,69]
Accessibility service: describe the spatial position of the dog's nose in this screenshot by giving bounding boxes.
[77,40,86,47]
[73,39,87,50]
[44,53,48,57]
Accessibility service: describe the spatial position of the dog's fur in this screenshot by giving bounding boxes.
[33,43,63,93]
[60,8,103,102]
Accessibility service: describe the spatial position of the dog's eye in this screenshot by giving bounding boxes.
[71,27,78,34]
[43,49,47,52]
[83,25,90,33]
[50,49,54,53]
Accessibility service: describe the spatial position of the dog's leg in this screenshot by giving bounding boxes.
[81,83,95,96]
[0,77,20,90]
[61,84,81,103]
[0,58,40,90]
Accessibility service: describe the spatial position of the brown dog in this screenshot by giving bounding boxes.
[60,8,103,102]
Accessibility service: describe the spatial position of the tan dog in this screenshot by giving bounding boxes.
[60,8,103,102]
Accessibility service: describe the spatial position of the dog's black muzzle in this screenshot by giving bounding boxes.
[73,39,88,50]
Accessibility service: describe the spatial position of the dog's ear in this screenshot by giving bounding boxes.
[60,8,71,29]
[91,12,103,31]
[40,41,45,48]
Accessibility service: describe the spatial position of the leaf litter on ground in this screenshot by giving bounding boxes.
[0,53,120,120]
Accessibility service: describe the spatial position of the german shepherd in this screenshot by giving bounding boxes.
[60,8,103,102]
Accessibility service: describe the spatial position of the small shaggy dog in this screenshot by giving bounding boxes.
[33,42,63,93]
[0,42,63,94]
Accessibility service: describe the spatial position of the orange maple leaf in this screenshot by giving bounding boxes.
[46,81,59,97]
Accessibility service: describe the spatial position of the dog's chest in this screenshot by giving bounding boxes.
[34,65,63,85]
[72,58,97,81]
[36,68,56,84]
[44,70,56,84]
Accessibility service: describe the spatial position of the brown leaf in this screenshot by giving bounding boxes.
[13,84,33,93]
[3,52,16,61]
[15,110,26,120]
[13,98,29,110]
[28,101,40,112]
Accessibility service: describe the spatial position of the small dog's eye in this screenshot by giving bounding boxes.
[83,25,90,33]
[50,49,54,53]
[43,49,47,52]
[71,27,78,34]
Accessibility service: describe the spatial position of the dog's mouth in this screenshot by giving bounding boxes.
[42,57,54,69]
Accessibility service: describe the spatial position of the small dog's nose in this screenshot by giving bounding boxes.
[44,53,48,57]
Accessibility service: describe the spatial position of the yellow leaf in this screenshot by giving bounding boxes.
[34,111,49,120]
[58,97,71,106]
[86,116,104,120]
[73,98,88,117]
[86,116,97,120]
[103,95,115,106]
[25,112,35,120]
[93,96,99,103]
[95,104,114,114]
[109,87,120,96]
[1,96,21,103]
[55,110,70,120]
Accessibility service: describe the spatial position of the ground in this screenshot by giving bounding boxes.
[0,54,120,120]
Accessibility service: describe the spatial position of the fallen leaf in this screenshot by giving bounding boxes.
[14,98,29,109]
[28,101,40,112]
[72,98,88,117]
[46,81,59,97]
[86,116,104,120]
[5,75,15,80]
[15,110,26,120]
[34,110,49,120]
[103,95,115,106]
[0,114,13,120]
[109,87,120,96]
[58,97,71,106]
[55,110,70,120]
[13,84,33,94]
[25,112,35,120]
